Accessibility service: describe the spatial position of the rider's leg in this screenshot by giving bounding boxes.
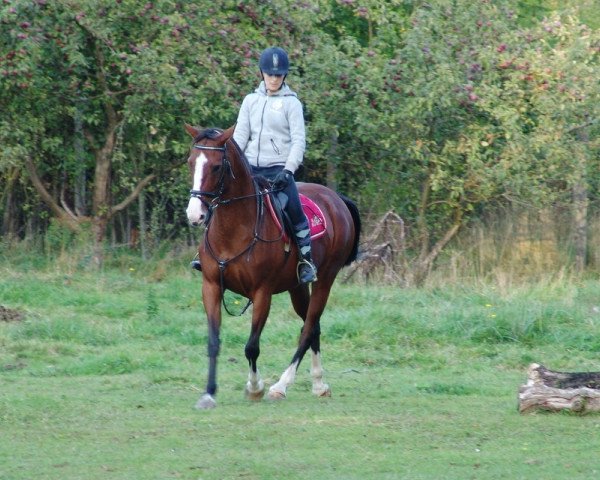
[283,180,317,284]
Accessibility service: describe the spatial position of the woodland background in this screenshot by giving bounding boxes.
[1,0,599,285]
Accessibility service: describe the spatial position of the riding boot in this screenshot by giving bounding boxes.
[190,259,202,272]
[295,226,317,284]
[276,174,317,283]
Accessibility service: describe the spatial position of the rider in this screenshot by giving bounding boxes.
[232,46,317,284]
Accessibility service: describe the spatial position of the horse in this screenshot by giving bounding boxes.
[185,124,361,409]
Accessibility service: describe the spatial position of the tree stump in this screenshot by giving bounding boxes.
[518,363,600,414]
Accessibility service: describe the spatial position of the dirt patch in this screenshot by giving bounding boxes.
[0,305,24,322]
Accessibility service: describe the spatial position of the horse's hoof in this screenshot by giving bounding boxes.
[195,393,217,410]
[245,385,265,402]
[267,388,286,400]
[313,385,332,397]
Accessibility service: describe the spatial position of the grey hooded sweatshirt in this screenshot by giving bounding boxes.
[233,81,306,174]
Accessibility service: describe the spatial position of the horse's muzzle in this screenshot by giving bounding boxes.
[186,197,206,226]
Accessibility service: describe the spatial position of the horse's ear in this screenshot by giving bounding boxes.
[185,123,200,138]
[221,124,236,141]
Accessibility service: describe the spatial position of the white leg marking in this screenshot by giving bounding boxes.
[245,369,265,401]
[311,351,331,397]
[195,393,217,409]
[268,360,299,400]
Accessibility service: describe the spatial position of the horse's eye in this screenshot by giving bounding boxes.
[211,165,221,174]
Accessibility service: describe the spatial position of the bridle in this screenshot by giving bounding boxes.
[188,140,281,218]
[188,143,232,209]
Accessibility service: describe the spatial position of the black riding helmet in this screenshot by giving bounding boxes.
[259,47,289,76]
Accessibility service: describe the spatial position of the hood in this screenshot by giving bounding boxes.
[255,81,297,97]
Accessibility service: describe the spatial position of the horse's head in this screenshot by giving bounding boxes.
[185,124,235,226]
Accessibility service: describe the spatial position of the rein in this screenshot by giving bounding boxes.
[190,140,285,316]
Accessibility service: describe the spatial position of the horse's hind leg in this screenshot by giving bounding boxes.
[309,326,331,397]
[266,285,308,399]
[268,283,332,399]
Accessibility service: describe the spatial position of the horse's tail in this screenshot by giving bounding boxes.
[338,193,361,266]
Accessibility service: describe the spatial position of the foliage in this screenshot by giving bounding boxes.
[330,1,599,282]
[1,0,598,279]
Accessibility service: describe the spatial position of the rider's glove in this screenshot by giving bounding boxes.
[273,169,293,191]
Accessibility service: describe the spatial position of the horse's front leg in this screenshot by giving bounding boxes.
[244,292,272,401]
[196,281,222,410]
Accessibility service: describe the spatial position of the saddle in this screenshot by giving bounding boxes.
[265,191,327,244]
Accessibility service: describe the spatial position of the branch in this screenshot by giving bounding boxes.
[70,5,116,53]
[60,184,78,221]
[110,161,185,216]
[110,173,157,215]
[23,156,81,232]
[80,49,122,155]
[83,129,98,153]
[566,117,597,134]
[412,206,463,285]
[419,221,461,267]
[93,42,122,137]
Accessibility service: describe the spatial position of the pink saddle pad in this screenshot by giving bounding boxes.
[301,194,327,239]
[265,193,327,241]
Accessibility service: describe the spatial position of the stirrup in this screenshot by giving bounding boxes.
[297,259,317,284]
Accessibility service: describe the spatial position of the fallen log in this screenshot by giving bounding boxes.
[519,363,600,414]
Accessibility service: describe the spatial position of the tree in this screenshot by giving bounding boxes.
[340,0,599,284]
[1,0,598,280]
[524,14,599,272]
[0,0,251,263]
[1,0,337,264]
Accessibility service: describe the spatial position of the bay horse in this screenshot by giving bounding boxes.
[185,124,361,409]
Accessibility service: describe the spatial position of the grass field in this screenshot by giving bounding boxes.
[2,256,600,479]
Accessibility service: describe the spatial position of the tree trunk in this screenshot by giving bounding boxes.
[326,131,338,191]
[572,127,589,274]
[519,363,600,414]
[91,145,114,267]
[139,190,148,260]
[572,179,588,273]
[74,95,87,217]
[2,168,20,239]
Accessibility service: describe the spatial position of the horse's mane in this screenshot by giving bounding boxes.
[253,175,271,190]
[227,133,253,179]
[194,126,254,179]
[193,127,223,143]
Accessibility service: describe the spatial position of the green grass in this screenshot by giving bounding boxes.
[2,261,600,479]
